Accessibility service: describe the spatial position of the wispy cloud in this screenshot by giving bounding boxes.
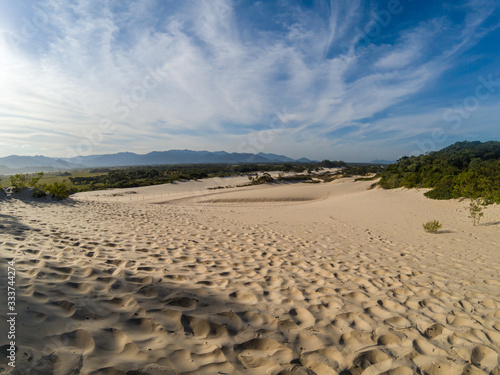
[0,0,498,160]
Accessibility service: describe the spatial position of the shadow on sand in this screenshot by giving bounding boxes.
[0,188,78,208]
[482,221,500,226]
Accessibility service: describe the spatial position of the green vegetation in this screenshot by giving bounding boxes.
[248,172,274,185]
[8,171,44,192]
[32,188,47,198]
[2,171,73,199]
[423,220,442,233]
[28,172,44,188]
[42,182,71,200]
[64,161,347,191]
[9,174,29,192]
[278,174,313,182]
[468,198,485,226]
[342,164,385,178]
[0,159,379,197]
[318,160,346,168]
[354,175,379,182]
[378,141,500,203]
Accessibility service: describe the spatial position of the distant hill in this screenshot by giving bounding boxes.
[257,152,295,162]
[0,155,83,170]
[0,164,71,175]
[0,150,314,174]
[378,141,500,203]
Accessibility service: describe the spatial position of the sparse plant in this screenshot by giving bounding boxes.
[468,198,485,226]
[423,220,442,233]
[10,174,29,192]
[28,172,44,188]
[250,172,274,185]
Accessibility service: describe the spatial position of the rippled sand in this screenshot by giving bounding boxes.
[1,178,499,374]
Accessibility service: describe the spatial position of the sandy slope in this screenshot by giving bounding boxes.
[0,178,499,374]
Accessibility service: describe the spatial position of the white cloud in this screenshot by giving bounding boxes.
[0,0,498,159]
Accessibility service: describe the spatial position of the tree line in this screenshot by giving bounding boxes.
[377,141,500,203]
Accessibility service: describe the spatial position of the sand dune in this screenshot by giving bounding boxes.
[1,178,499,374]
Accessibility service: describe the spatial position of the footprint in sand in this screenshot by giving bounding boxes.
[49,329,95,354]
[48,300,77,317]
[92,328,130,352]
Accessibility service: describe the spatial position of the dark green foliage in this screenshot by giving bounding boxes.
[423,180,454,200]
[277,174,312,182]
[318,160,346,168]
[43,182,71,200]
[32,188,47,198]
[342,164,385,177]
[249,172,274,185]
[378,141,500,203]
[354,175,380,182]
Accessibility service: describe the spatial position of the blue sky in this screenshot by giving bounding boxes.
[0,0,499,162]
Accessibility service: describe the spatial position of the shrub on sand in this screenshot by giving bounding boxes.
[468,198,485,226]
[44,182,70,200]
[9,174,29,192]
[9,172,44,193]
[249,172,274,185]
[423,220,442,233]
[32,188,47,198]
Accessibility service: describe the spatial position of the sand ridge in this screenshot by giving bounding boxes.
[0,179,499,374]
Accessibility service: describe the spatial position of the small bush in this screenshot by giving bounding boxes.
[249,172,274,185]
[44,182,70,200]
[32,188,47,198]
[423,220,442,233]
[9,174,28,192]
[468,198,485,226]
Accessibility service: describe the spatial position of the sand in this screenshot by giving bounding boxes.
[0,177,499,374]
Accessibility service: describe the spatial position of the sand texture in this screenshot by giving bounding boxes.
[1,178,499,374]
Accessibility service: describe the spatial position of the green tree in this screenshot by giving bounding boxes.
[378,141,500,204]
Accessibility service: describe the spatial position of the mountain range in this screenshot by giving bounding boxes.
[0,150,315,174]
